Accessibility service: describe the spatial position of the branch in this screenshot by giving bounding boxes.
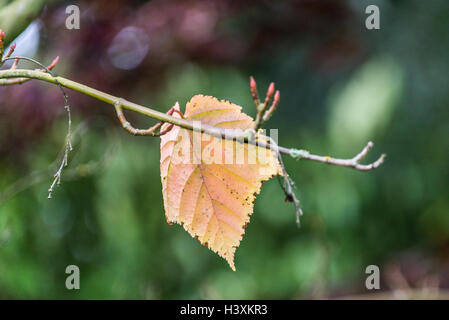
[1,57,72,198]
[289,141,386,171]
[0,68,385,171]
[114,100,178,136]
[0,56,59,85]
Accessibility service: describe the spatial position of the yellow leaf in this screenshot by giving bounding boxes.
[160,95,283,270]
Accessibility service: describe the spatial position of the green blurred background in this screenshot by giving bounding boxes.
[0,0,448,299]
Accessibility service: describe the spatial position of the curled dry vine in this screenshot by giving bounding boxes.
[1,31,73,198]
[0,119,115,204]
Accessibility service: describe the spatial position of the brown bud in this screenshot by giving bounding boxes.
[48,56,60,69]
[250,76,256,90]
[267,82,275,98]
[273,90,280,104]
[249,76,260,107]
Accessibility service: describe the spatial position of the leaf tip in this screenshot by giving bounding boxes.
[228,259,236,271]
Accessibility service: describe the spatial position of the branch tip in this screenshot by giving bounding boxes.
[293,141,385,171]
[250,76,256,89]
[4,42,16,60]
[262,90,280,122]
[249,76,260,107]
[266,82,275,99]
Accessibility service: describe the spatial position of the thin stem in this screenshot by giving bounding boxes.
[1,57,72,198]
[114,100,175,136]
[289,142,386,171]
[0,55,58,85]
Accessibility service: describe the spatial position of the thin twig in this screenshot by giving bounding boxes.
[0,56,59,85]
[3,42,16,61]
[10,58,18,70]
[114,100,184,136]
[0,120,114,205]
[289,141,386,171]
[1,56,72,198]
[262,90,280,122]
[265,134,303,226]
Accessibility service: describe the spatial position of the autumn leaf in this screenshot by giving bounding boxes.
[160,95,283,270]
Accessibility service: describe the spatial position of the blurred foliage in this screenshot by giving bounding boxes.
[0,0,448,299]
[0,0,48,44]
